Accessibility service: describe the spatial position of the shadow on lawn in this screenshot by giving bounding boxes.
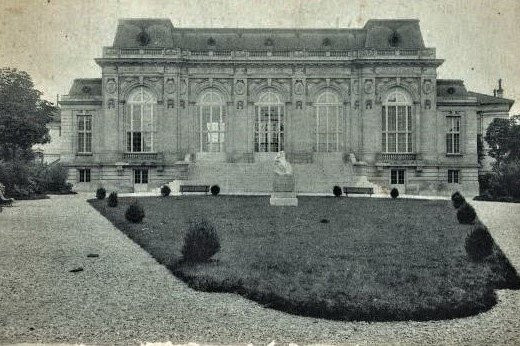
[88,196,520,322]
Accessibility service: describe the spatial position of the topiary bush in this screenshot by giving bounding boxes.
[96,187,106,200]
[161,185,171,197]
[107,191,118,207]
[182,219,220,262]
[465,223,494,261]
[333,186,342,197]
[451,191,465,209]
[457,202,477,224]
[390,188,399,199]
[125,201,145,223]
[210,185,220,196]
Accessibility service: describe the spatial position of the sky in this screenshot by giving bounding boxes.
[1,0,519,114]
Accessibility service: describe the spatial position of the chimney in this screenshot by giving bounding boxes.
[497,79,504,98]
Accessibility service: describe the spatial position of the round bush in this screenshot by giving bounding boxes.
[107,192,118,207]
[210,185,220,196]
[96,187,106,200]
[451,191,465,209]
[161,185,171,197]
[333,186,342,197]
[465,223,494,261]
[457,202,477,224]
[182,220,220,262]
[125,201,145,223]
[390,188,399,199]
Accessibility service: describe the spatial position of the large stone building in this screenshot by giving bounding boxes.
[55,18,514,196]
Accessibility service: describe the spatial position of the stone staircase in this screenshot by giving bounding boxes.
[170,157,378,194]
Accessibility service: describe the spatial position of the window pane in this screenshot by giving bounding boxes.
[398,133,406,152]
[133,132,142,152]
[382,133,387,152]
[86,133,92,152]
[454,134,460,153]
[381,107,386,131]
[446,134,453,153]
[398,170,405,184]
[134,170,140,183]
[85,116,92,131]
[143,132,152,152]
[78,133,84,152]
[407,109,412,131]
[388,133,396,152]
[391,170,397,184]
[397,106,406,131]
[407,133,413,153]
[86,169,91,182]
[142,170,148,184]
[78,117,84,131]
[388,107,396,131]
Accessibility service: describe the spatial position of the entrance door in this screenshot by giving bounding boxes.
[133,169,149,192]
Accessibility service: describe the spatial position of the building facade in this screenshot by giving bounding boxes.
[56,18,514,196]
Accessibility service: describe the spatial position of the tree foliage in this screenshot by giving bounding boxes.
[0,68,56,160]
[484,116,520,169]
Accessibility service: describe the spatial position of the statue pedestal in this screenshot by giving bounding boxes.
[270,174,298,206]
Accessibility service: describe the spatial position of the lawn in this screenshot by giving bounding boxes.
[90,196,520,321]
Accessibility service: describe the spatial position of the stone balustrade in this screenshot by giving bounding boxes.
[377,153,419,162]
[102,47,436,60]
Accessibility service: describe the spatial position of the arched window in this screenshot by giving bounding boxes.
[315,91,341,152]
[126,87,156,152]
[381,90,413,153]
[198,91,226,152]
[255,91,284,152]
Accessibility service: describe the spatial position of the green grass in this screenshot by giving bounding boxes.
[90,196,520,321]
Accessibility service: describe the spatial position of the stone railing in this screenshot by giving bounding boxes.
[122,152,164,162]
[377,153,418,162]
[102,47,436,60]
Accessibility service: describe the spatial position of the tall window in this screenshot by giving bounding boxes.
[446,116,461,154]
[126,87,156,153]
[382,90,413,153]
[315,91,341,152]
[255,91,284,152]
[448,169,460,183]
[77,114,92,154]
[198,91,226,152]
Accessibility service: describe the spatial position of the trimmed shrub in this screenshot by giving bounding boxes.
[465,223,494,261]
[333,186,342,197]
[161,185,171,197]
[210,185,220,196]
[182,219,220,262]
[451,191,465,209]
[96,187,106,200]
[390,188,399,199]
[107,192,118,207]
[125,201,145,223]
[457,202,477,224]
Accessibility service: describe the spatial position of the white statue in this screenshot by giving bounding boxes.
[274,151,293,175]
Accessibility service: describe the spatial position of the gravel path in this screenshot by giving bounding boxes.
[0,194,519,345]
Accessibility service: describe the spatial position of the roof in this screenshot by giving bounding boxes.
[436,79,468,98]
[68,78,102,97]
[467,91,514,106]
[111,18,425,51]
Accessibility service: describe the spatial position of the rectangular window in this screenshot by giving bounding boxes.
[255,105,284,152]
[200,105,226,152]
[390,169,405,184]
[77,114,92,154]
[446,116,461,154]
[134,169,148,184]
[316,104,341,152]
[78,168,91,183]
[448,170,460,183]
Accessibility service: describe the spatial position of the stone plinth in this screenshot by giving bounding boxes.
[270,174,298,206]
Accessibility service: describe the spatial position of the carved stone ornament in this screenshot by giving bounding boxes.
[423,80,433,94]
[235,80,245,95]
[294,80,304,95]
[364,79,374,94]
[165,79,175,94]
[180,80,187,95]
[353,80,359,95]
[106,79,116,94]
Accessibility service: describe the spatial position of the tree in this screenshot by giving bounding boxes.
[484,118,513,169]
[0,68,56,161]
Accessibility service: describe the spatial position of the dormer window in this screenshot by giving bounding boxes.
[322,38,331,47]
[388,32,400,47]
[207,37,216,46]
[264,38,274,47]
[137,31,150,46]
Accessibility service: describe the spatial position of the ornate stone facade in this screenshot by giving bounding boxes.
[55,18,514,196]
